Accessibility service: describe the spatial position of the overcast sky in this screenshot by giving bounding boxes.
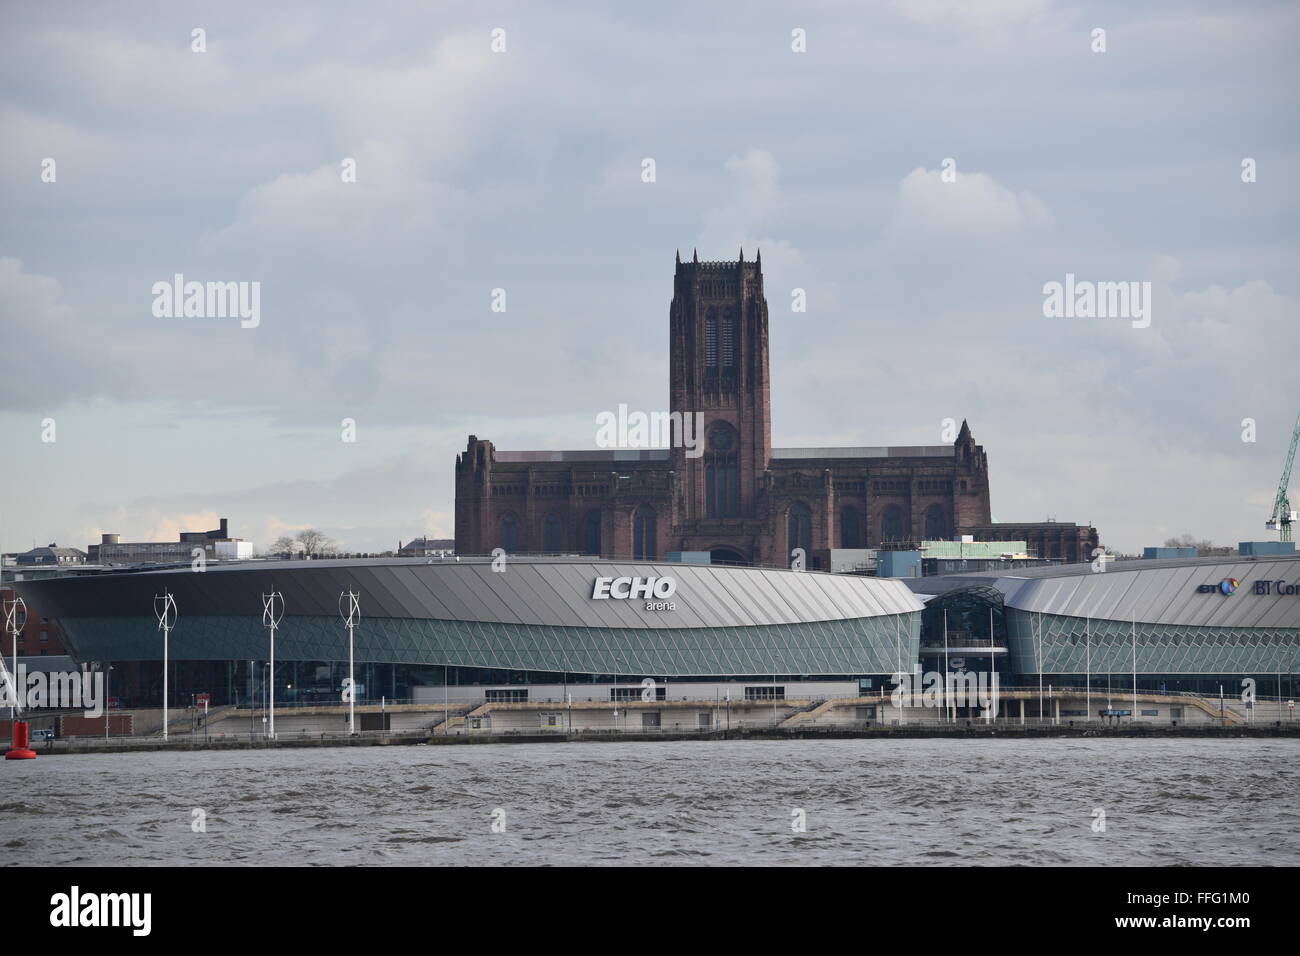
[1,0,1297,557]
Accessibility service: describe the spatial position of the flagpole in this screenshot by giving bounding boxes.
[1037,612,1043,725]
[943,608,950,723]
[896,613,906,726]
[1132,615,1137,719]
[988,606,994,724]
[1086,615,1091,723]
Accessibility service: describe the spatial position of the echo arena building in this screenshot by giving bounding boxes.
[11,552,1299,714]
[11,557,924,709]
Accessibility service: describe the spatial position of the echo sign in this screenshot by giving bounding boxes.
[592,576,677,610]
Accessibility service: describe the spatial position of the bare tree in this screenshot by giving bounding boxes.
[269,536,300,558]
[295,528,338,556]
[1163,534,1216,554]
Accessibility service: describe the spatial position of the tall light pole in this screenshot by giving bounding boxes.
[262,591,283,740]
[896,613,906,726]
[1036,612,1044,725]
[104,664,114,739]
[154,590,177,740]
[338,589,360,736]
[987,606,995,725]
[764,648,778,729]
[1131,615,1137,718]
[943,608,950,723]
[562,645,570,733]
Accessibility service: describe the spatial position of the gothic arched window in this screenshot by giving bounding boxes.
[880,505,904,545]
[840,506,862,549]
[633,507,656,560]
[924,504,947,540]
[582,510,602,556]
[705,424,739,518]
[543,514,563,553]
[721,307,735,367]
[788,502,812,556]
[500,513,519,552]
[705,307,718,368]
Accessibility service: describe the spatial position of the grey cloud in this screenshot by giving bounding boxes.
[1,0,1297,554]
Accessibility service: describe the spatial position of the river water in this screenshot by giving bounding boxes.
[1,738,1296,866]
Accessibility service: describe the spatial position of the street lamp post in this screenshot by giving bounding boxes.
[772,660,778,728]
[1036,612,1044,726]
[153,591,177,740]
[1131,616,1137,719]
[562,646,570,733]
[943,609,950,723]
[104,664,113,739]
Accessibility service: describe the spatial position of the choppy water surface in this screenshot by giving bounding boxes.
[1,738,1296,866]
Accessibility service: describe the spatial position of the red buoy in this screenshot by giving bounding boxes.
[5,721,37,760]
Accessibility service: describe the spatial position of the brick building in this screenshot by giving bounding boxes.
[0,585,67,657]
[962,521,1100,565]
[87,517,247,565]
[456,251,1097,568]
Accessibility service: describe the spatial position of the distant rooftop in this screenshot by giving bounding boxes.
[920,540,1029,559]
[965,520,1093,529]
[12,544,88,565]
[495,449,671,463]
[907,552,1300,591]
[772,446,954,460]
[493,446,960,462]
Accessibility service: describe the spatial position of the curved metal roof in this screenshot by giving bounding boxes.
[1004,560,1300,628]
[13,557,923,630]
[921,584,1005,607]
[908,557,1300,628]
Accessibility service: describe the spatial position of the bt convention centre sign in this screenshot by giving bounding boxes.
[1195,577,1300,596]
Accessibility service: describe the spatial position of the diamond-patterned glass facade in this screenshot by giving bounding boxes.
[58,611,922,678]
[1006,609,1300,675]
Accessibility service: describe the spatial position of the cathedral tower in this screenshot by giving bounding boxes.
[669,249,772,543]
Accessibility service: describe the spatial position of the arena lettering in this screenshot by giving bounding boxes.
[591,576,677,605]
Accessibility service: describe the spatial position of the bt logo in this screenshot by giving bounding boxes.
[1195,577,1239,595]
